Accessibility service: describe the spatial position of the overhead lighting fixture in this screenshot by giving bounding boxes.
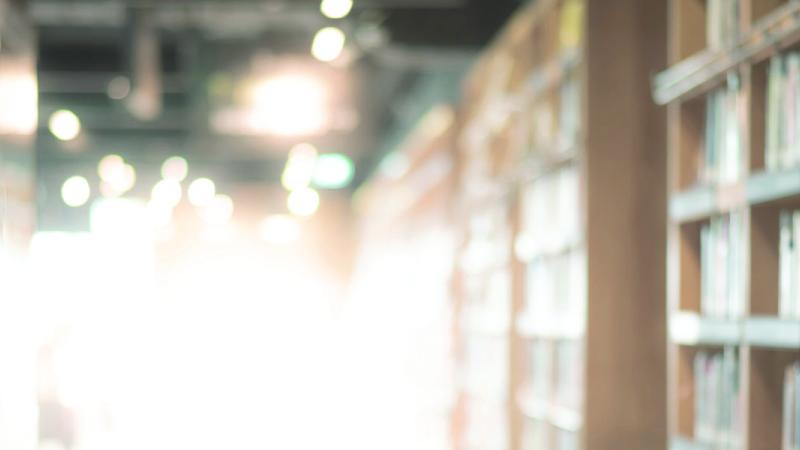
[287,187,320,218]
[313,153,354,189]
[311,27,346,62]
[187,178,216,207]
[107,76,131,100]
[320,0,353,19]
[61,176,91,207]
[48,109,81,141]
[281,143,319,191]
[250,75,328,136]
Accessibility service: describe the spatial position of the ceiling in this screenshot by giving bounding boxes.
[30,0,520,229]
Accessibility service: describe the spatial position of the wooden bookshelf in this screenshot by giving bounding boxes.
[657,1,800,450]
[453,1,668,450]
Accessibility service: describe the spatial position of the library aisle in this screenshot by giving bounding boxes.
[0,1,798,450]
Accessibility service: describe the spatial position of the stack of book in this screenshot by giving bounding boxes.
[766,52,800,172]
[694,349,743,447]
[784,362,800,450]
[558,73,581,152]
[706,0,740,50]
[518,165,584,326]
[780,209,800,319]
[700,213,746,319]
[703,77,743,184]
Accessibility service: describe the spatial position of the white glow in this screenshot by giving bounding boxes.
[101,163,136,197]
[107,76,131,100]
[282,143,319,191]
[320,0,353,19]
[97,154,125,182]
[312,27,346,62]
[61,176,91,207]
[187,178,216,207]
[201,194,234,225]
[250,75,328,136]
[259,214,301,245]
[313,153,354,189]
[151,179,182,207]
[287,187,320,217]
[0,70,37,135]
[147,201,174,228]
[161,156,189,182]
[48,109,81,141]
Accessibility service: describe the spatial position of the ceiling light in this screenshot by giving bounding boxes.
[287,187,320,218]
[61,176,91,207]
[312,27,346,62]
[312,153,354,189]
[188,178,216,207]
[320,0,353,19]
[49,109,81,141]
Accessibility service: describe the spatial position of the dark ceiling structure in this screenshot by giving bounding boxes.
[31,0,520,229]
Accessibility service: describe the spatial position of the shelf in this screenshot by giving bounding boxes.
[517,394,583,432]
[744,316,800,349]
[669,437,713,450]
[746,167,800,207]
[668,312,740,346]
[669,183,745,223]
[670,167,800,223]
[654,1,800,105]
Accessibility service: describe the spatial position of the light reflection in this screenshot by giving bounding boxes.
[287,187,321,217]
[187,178,216,207]
[250,75,328,136]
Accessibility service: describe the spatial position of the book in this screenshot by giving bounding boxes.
[700,213,746,319]
[694,349,742,446]
[766,52,800,172]
[779,209,800,320]
[783,362,800,450]
[702,76,743,185]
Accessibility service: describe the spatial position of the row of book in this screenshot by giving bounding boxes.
[700,213,746,319]
[517,165,581,259]
[766,52,800,172]
[702,78,744,184]
[523,249,586,327]
[694,348,743,447]
[526,72,582,156]
[525,340,585,412]
[784,362,800,450]
[706,0,740,50]
[781,209,800,319]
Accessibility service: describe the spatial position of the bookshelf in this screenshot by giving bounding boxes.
[453,1,668,450]
[655,1,800,450]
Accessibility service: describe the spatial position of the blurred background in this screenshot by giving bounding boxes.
[0,1,519,450]
[3,1,800,450]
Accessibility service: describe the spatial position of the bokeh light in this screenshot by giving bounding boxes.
[61,176,91,207]
[48,109,81,141]
[312,27,346,62]
[282,143,319,191]
[151,179,183,207]
[188,178,217,207]
[313,153,355,189]
[161,156,189,182]
[201,194,235,225]
[320,0,353,19]
[287,187,320,217]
